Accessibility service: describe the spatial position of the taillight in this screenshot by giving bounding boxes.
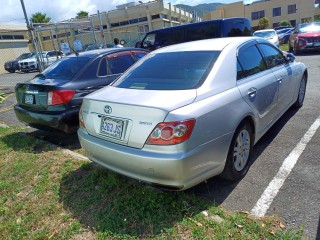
[47,90,75,106]
[79,105,86,129]
[146,119,195,145]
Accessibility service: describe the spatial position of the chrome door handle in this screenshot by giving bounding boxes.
[248,88,257,98]
[277,76,283,83]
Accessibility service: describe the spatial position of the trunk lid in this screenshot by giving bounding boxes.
[83,86,197,148]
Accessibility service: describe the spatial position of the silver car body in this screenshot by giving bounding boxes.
[253,29,280,47]
[78,37,307,190]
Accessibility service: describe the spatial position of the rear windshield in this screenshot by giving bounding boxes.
[113,51,220,90]
[42,57,90,80]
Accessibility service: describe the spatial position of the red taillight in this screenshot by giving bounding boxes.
[47,90,75,106]
[146,119,195,145]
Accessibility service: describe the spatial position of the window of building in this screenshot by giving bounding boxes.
[151,14,160,20]
[273,7,281,17]
[290,20,296,27]
[42,36,51,41]
[120,20,129,26]
[301,17,312,23]
[288,4,297,14]
[251,10,265,21]
[273,22,279,28]
[1,35,14,40]
[138,25,149,33]
[138,17,147,22]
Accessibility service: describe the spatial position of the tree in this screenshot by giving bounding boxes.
[30,12,51,23]
[76,11,89,19]
[279,20,291,27]
[258,17,269,30]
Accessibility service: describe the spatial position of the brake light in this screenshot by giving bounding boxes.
[146,119,195,145]
[47,90,75,106]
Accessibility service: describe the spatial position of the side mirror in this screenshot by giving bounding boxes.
[285,52,295,62]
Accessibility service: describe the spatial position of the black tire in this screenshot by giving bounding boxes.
[293,74,307,108]
[220,122,254,181]
[293,42,299,55]
[288,42,293,52]
[9,69,15,73]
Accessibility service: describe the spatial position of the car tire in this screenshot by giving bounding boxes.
[220,121,253,181]
[288,42,293,52]
[9,69,15,73]
[293,42,300,55]
[293,74,307,108]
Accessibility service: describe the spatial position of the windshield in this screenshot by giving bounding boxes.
[113,51,220,90]
[16,53,31,60]
[41,57,90,80]
[299,23,320,33]
[253,31,276,38]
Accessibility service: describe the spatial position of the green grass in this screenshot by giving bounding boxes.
[280,43,289,52]
[0,126,304,239]
[0,91,5,104]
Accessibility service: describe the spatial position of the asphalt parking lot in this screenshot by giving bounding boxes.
[0,53,319,239]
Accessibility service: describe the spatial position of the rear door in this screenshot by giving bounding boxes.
[257,43,295,114]
[236,42,279,137]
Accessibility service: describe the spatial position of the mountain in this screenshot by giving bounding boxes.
[175,3,223,17]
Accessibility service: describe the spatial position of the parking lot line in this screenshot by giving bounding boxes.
[251,115,320,217]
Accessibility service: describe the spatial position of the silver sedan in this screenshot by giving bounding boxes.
[78,37,307,190]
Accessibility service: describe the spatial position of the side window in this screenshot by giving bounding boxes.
[185,22,221,42]
[258,43,286,68]
[237,60,246,80]
[131,51,148,61]
[237,45,267,77]
[155,29,184,48]
[108,54,135,75]
[98,58,107,76]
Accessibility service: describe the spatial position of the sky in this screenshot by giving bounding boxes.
[0,0,242,25]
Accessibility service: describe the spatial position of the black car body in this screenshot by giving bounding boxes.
[4,53,31,73]
[14,48,149,133]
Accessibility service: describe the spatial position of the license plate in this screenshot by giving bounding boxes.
[100,117,124,139]
[24,94,34,104]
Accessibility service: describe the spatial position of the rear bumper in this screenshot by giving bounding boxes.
[78,128,231,190]
[14,105,80,133]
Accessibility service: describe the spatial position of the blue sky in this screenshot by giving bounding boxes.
[1,0,242,25]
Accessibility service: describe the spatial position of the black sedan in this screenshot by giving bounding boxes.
[14,48,149,133]
[4,53,31,73]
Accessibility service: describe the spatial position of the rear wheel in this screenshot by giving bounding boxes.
[288,42,293,52]
[220,122,253,181]
[293,74,307,108]
[9,69,15,73]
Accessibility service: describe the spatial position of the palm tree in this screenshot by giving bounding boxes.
[30,12,51,23]
[76,11,89,19]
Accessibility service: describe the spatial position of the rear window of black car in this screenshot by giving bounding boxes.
[42,57,90,79]
[113,51,220,90]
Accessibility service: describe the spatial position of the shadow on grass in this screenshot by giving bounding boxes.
[0,131,53,154]
[59,163,212,238]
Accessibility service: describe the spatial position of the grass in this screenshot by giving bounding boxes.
[0,126,304,239]
[0,91,5,104]
[280,43,289,52]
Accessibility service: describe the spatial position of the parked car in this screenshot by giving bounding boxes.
[14,48,149,133]
[274,26,292,31]
[253,29,279,47]
[18,51,63,72]
[138,17,252,50]
[4,53,31,73]
[78,37,307,190]
[277,28,294,44]
[288,22,320,54]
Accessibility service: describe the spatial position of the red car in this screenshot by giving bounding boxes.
[289,22,320,54]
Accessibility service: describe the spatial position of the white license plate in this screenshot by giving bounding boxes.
[24,94,34,104]
[100,117,124,139]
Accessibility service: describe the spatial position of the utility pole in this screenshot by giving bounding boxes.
[20,0,43,72]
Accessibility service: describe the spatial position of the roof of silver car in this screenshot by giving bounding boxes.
[153,37,260,53]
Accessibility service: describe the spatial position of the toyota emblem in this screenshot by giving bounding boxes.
[104,105,112,114]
